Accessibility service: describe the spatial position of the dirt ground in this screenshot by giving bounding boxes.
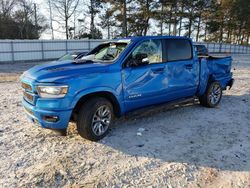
[0,54,249,187]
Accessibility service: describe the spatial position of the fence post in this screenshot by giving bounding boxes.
[41,40,44,60]
[88,40,91,51]
[66,40,68,53]
[11,41,14,62]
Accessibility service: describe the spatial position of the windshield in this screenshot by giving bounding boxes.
[59,53,78,61]
[81,42,128,62]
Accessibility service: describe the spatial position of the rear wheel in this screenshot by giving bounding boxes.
[77,97,114,141]
[199,81,222,108]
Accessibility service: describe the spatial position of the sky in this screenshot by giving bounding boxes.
[34,0,94,40]
[34,0,177,40]
[34,0,54,39]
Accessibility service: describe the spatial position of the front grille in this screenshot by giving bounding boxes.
[23,91,34,103]
[21,82,32,91]
[22,82,36,105]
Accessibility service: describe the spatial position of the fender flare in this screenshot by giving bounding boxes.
[70,87,124,116]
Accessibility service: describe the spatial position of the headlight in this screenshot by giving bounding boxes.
[37,85,68,98]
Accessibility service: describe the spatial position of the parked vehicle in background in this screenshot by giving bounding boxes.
[58,51,88,61]
[21,36,234,141]
[194,44,209,56]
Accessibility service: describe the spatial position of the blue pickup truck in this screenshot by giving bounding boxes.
[21,36,234,141]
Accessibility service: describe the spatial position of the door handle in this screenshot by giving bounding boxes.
[151,67,165,73]
[185,64,193,69]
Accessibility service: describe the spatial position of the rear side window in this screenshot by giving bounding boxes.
[165,39,192,61]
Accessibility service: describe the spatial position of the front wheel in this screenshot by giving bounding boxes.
[199,81,222,108]
[77,98,114,141]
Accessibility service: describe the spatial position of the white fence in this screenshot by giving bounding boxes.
[0,39,249,62]
[0,39,103,62]
[195,42,250,54]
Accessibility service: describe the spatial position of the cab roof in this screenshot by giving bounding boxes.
[113,36,192,43]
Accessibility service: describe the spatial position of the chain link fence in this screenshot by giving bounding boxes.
[0,39,249,63]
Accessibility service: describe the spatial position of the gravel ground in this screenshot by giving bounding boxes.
[0,62,47,82]
[0,54,249,187]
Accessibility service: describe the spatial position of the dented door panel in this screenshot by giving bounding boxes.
[122,63,169,111]
[164,59,199,98]
[123,59,199,111]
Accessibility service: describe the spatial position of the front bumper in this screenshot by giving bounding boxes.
[22,98,72,129]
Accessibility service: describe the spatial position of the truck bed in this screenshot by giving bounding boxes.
[199,55,233,89]
[206,56,232,76]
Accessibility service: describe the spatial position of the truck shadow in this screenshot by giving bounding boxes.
[102,93,250,172]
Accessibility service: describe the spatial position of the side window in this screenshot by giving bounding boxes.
[127,39,162,67]
[165,39,192,61]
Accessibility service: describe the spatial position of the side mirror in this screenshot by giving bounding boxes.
[142,57,149,64]
[134,53,149,66]
[135,53,147,61]
[125,53,149,68]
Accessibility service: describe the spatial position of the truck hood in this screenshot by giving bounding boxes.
[22,60,110,83]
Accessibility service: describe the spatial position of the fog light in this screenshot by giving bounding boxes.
[42,115,59,122]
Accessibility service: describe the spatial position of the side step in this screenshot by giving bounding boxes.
[123,97,196,120]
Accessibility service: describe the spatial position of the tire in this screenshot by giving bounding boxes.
[53,129,67,136]
[199,81,222,108]
[77,97,114,141]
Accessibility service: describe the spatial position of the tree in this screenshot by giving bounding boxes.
[47,0,54,39]
[122,0,128,37]
[0,0,15,16]
[78,29,103,39]
[193,0,211,42]
[0,0,16,38]
[129,0,157,36]
[99,7,116,39]
[99,0,133,37]
[232,0,250,45]
[154,0,181,36]
[89,0,102,38]
[0,0,47,39]
[52,0,80,39]
[177,0,185,36]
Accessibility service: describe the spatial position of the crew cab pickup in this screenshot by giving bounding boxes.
[21,36,234,141]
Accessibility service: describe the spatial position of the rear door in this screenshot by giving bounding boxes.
[162,39,199,98]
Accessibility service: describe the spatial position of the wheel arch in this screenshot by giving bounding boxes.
[198,73,217,97]
[72,91,122,119]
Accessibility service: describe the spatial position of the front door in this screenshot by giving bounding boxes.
[122,39,168,111]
